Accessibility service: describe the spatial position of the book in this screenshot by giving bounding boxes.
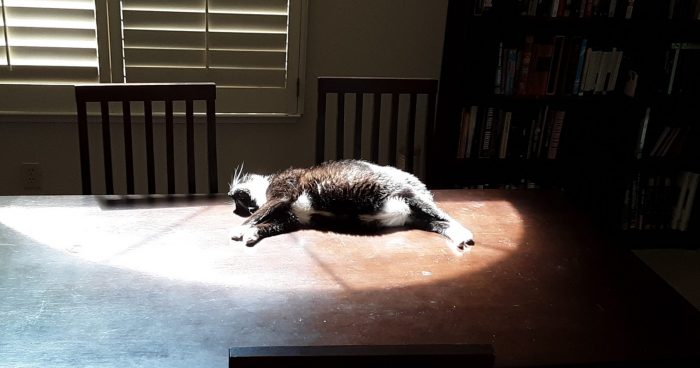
[606,48,623,92]
[465,106,479,158]
[504,48,518,95]
[624,70,638,97]
[679,172,699,231]
[528,39,554,96]
[478,107,495,159]
[507,112,532,159]
[494,42,504,94]
[649,126,671,157]
[625,0,635,19]
[457,107,471,158]
[672,171,691,229]
[547,110,566,159]
[499,111,512,159]
[546,35,567,95]
[672,43,700,95]
[516,35,535,95]
[572,38,588,94]
[666,43,682,94]
[594,49,612,94]
[634,107,651,159]
[582,49,602,94]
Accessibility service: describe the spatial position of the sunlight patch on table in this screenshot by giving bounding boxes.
[0,199,524,291]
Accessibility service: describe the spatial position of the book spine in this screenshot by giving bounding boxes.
[671,171,691,229]
[679,172,699,231]
[606,48,623,92]
[466,106,479,159]
[572,38,588,94]
[499,111,513,159]
[634,107,651,159]
[457,107,470,158]
[546,35,567,95]
[547,110,566,159]
[516,36,535,95]
[495,42,504,94]
[479,107,496,159]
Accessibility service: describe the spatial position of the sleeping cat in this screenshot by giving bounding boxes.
[228,159,474,255]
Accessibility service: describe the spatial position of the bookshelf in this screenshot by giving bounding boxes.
[431,0,700,248]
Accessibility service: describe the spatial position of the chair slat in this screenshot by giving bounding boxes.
[77,99,92,195]
[207,98,218,194]
[425,91,437,181]
[353,93,363,159]
[371,93,381,163]
[144,100,156,194]
[336,92,345,160]
[406,93,417,173]
[186,99,196,194]
[100,101,114,195]
[165,100,175,195]
[122,101,135,194]
[388,93,399,166]
[316,88,327,164]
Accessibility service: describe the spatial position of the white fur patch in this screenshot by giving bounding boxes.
[246,174,270,207]
[291,192,313,224]
[291,192,333,224]
[444,221,474,250]
[230,224,261,245]
[359,196,411,227]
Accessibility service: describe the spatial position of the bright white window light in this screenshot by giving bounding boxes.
[120,0,290,88]
[0,0,98,76]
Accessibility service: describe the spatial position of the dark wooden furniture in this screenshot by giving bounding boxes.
[229,344,495,367]
[433,1,700,247]
[316,77,438,176]
[75,82,218,195]
[0,190,697,367]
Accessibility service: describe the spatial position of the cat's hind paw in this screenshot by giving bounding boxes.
[445,223,475,256]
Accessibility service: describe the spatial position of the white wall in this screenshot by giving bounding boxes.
[0,0,448,195]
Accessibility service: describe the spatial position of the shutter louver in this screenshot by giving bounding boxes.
[121,0,289,88]
[0,0,98,84]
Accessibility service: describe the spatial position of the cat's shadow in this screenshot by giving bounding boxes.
[298,221,410,238]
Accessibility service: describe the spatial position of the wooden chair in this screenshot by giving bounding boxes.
[75,83,218,195]
[229,344,494,368]
[316,77,439,175]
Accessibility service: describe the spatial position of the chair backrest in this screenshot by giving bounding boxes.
[75,83,218,195]
[316,77,438,175]
[229,344,495,368]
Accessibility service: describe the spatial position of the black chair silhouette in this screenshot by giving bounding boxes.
[75,83,218,195]
[315,77,438,175]
[229,344,494,368]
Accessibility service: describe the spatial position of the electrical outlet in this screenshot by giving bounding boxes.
[21,162,42,190]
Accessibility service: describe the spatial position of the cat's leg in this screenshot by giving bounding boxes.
[405,196,475,255]
[231,198,293,245]
[231,215,300,246]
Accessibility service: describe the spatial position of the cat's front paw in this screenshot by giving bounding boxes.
[230,225,260,246]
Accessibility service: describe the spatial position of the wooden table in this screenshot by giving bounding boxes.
[1,190,698,367]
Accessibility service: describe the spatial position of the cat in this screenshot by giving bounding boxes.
[228,159,475,255]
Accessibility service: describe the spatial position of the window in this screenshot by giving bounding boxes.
[0,0,306,116]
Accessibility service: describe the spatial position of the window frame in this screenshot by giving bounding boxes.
[0,0,308,121]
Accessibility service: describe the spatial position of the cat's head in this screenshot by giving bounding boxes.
[228,165,269,217]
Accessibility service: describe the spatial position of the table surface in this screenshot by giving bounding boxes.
[0,190,698,368]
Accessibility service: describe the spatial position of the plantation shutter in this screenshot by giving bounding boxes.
[0,0,98,84]
[120,0,301,114]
